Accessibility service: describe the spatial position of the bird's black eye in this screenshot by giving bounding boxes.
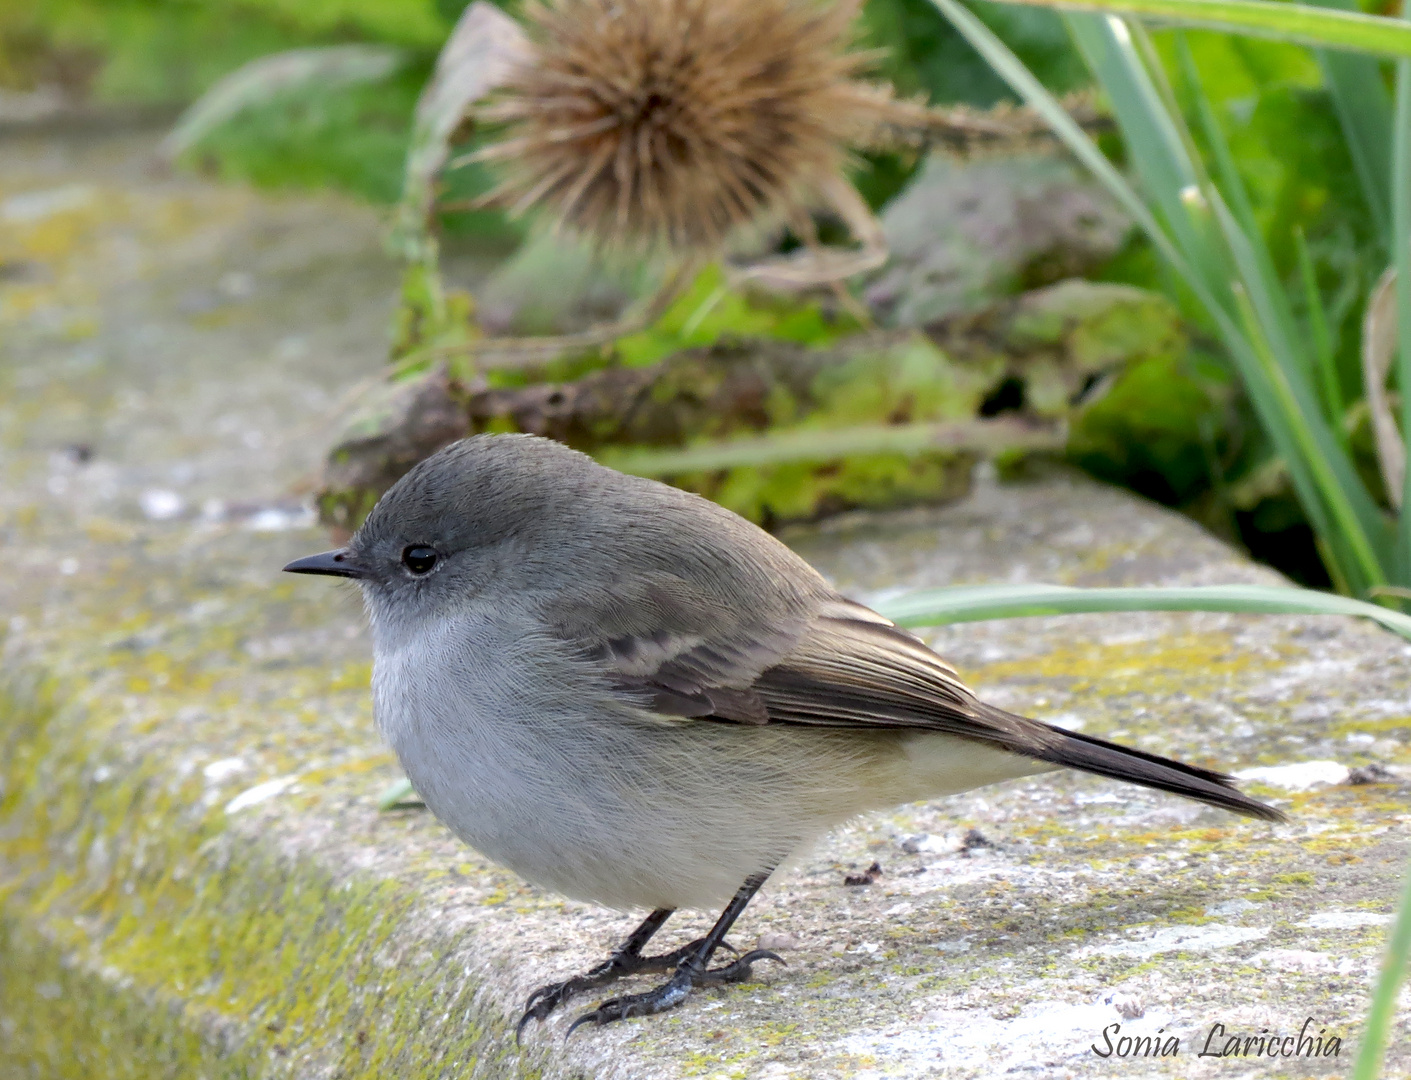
[401,546,438,575]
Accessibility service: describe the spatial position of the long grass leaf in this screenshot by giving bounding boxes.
[1230,278,1386,588]
[1173,34,1306,373]
[1396,60,1411,571]
[932,0,1388,592]
[161,46,405,161]
[877,582,1411,639]
[1352,850,1411,1080]
[984,0,1411,60]
[927,0,1201,307]
[1301,0,1394,239]
[1065,16,1217,288]
[1174,35,1256,238]
[1294,226,1345,432]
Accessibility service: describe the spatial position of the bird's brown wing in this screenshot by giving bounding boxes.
[542,584,1284,821]
[544,577,1054,750]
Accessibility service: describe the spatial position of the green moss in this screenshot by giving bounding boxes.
[0,618,539,1080]
[613,264,863,369]
[0,914,264,1080]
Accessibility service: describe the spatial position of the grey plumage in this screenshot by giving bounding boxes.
[285,433,1283,1028]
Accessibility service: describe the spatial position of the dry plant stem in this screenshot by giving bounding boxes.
[392,2,529,263]
[427,258,702,372]
[881,95,1114,152]
[1362,266,1403,510]
[727,174,887,293]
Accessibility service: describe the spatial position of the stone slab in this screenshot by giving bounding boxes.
[3,127,1409,1080]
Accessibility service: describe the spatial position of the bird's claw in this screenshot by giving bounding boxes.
[565,950,784,1037]
[516,982,578,1042]
[516,936,722,1039]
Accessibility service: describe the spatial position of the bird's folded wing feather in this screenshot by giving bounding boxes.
[538,575,1287,820]
[541,579,1065,756]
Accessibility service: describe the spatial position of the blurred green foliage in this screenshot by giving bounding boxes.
[1163,31,1384,415]
[1068,348,1232,506]
[7,0,445,103]
[6,0,1392,583]
[614,266,865,369]
[862,0,1087,106]
[185,61,429,203]
[10,0,1088,210]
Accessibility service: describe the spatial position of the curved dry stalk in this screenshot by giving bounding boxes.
[1362,266,1402,509]
[872,92,1114,153]
[391,1,531,263]
[726,175,888,294]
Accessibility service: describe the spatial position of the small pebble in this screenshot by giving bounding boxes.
[844,861,883,887]
[756,931,800,951]
[1106,992,1145,1019]
[960,827,991,853]
[1348,762,1397,785]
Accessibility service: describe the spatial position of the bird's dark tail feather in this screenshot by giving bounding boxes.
[988,704,1285,822]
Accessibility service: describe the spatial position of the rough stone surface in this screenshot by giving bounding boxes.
[864,153,1132,328]
[4,127,1410,1080]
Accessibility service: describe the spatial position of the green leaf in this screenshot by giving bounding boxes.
[599,417,1065,476]
[611,264,860,367]
[986,0,1411,60]
[1396,60,1411,570]
[377,777,423,810]
[1354,850,1411,1080]
[1293,226,1345,434]
[877,582,1411,640]
[931,0,1393,594]
[1306,0,1394,241]
[160,45,406,161]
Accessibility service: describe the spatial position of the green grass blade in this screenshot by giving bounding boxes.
[160,45,405,162]
[1352,850,1411,1080]
[1065,16,1219,287]
[1174,35,1258,240]
[1305,0,1394,240]
[1074,12,1386,589]
[1293,226,1345,433]
[927,0,1199,301]
[931,0,1391,591]
[877,583,1411,640]
[1230,277,1387,589]
[1173,33,1306,374]
[377,777,422,810]
[1396,59,1411,569]
[985,0,1411,60]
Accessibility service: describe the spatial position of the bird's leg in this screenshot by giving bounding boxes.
[567,870,784,1034]
[519,907,695,1038]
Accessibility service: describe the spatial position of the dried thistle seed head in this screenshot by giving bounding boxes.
[472,0,899,253]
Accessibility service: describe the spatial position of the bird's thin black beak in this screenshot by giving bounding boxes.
[282,548,367,579]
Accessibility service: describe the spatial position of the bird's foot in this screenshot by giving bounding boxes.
[516,937,730,1039]
[566,949,783,1036]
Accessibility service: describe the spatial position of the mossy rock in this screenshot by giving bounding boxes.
[317,279,1189,531]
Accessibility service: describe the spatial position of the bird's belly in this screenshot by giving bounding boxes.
[387,703,1051,912]
[374,626,1052,911]
[388,710,837,910]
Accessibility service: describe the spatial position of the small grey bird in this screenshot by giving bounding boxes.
[284,434,1282,1035]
